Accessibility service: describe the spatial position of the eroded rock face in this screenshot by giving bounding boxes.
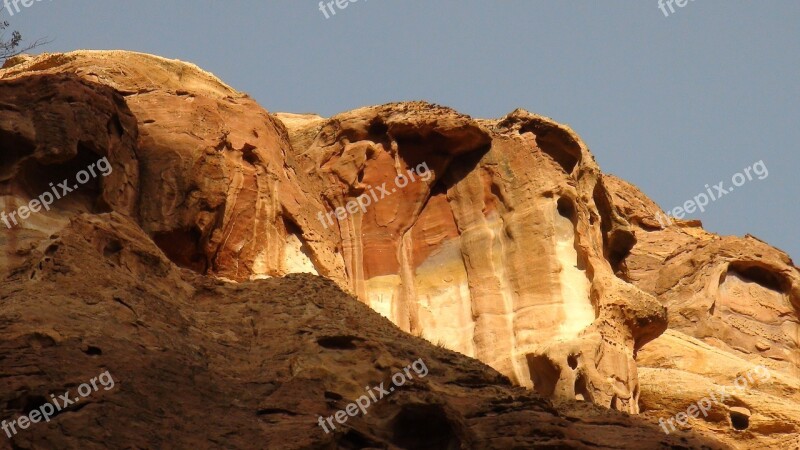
[277,105,667,415]
[0,212,725,449]
[1,50,798,448]
[2,51,335,280]
[2,53,664,417]
[0,72,139,234]
[603,175,800,447]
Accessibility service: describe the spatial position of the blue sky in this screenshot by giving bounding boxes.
[5,1,799,260]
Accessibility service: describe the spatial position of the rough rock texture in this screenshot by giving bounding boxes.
[1,51,799,448]
[602,175,800,448]
[2,51,332,279]
[0,72,139,230]
[0,212,724,449]
[0,52,667,418]
[276,105,667,418]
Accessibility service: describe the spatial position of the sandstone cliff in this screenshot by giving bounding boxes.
[0,51,798,449]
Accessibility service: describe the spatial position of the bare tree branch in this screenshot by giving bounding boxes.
[0,9,51,63]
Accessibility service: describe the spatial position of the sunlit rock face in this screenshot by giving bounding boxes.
[2,51,660,415]
[3,51,799,448]
[2,51,329,281]
[603,174,800,447]
[269,104,669,415]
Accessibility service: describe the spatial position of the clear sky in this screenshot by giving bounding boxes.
[5,1,799,260]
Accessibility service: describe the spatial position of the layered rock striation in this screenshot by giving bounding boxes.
[1,51,798,448]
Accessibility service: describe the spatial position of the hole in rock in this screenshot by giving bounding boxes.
[391,404,461,450]
[519,122,581,174]
[45,244,60,256]
[23,395,49,415]
[592,181,635,276]
[0,129,35,175]
[153,227,207,273]
[103,240,123,258]
[729,408,750,431]
[316,335,363,350]
[567,354,578,370]
[324,391,343,401]
[83,345,102,356]
[241,144,259,166]
[574,373,591,402]
[16,142,111,214]
[557,197,577,224]
[367,118,388,137]
[727,263,785,293]
[7,393,48,415]
[527,354,561,397]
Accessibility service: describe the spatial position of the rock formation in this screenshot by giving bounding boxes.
[0,51,798,449]
[0,211,725,449]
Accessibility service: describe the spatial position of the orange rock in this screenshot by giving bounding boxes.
[1,50,797,448]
